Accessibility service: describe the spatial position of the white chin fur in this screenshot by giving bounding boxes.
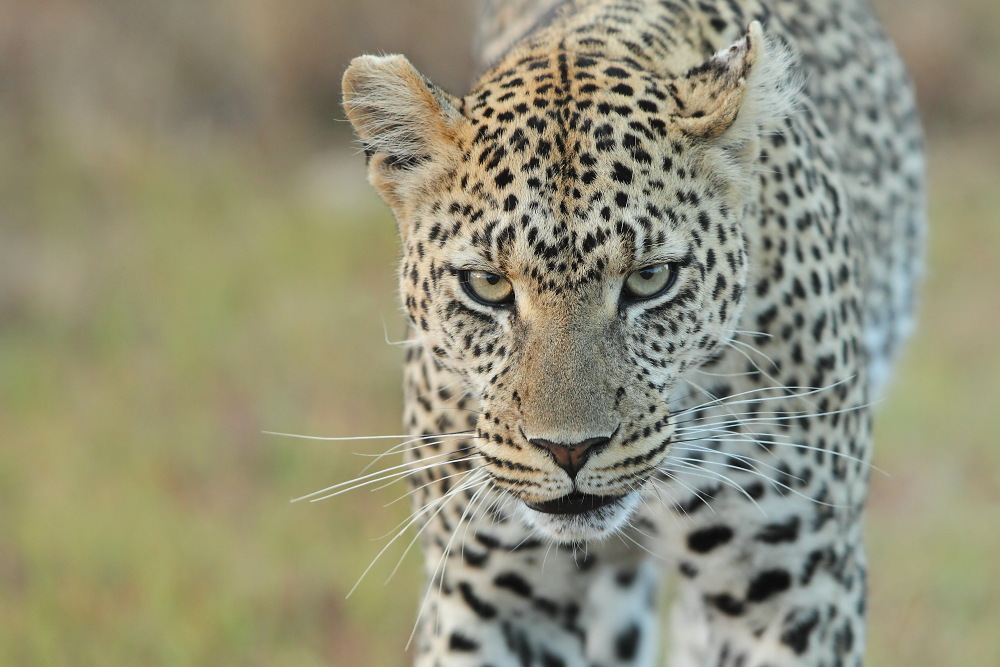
[516,492,641,543]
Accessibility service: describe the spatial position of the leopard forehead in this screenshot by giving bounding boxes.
[408,55,748,292]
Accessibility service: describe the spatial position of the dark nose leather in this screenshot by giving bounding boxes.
[528,436,611,480]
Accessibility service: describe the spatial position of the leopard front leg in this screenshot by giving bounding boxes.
[411,492,665,667]
[658,473,868,667]
[666,527,866,667]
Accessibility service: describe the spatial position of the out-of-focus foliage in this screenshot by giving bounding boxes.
[1,1,997,665]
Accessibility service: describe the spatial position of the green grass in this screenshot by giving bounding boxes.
[865,137,1000,666]
[2,123,998,665]
[1,132,418,665]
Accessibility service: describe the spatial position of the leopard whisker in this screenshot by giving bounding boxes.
[676,434,883,474]
[675,401,872,432]
[408,473,493,648]
[264,429,473,442]
[294,453,483,503]
[360,432,476,473]
[661,459,768,517]
[669,454,851,509]
[670,448,805,485]
[382,461,480,507]
[675,376,852,418]
[381,316,421,347]
[732,328,773,339]
[349,467,488,600]
[369,452,478,502]
[650,470,713,520]
[641,478,689,527]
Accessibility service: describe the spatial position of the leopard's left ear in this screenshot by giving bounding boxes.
[343,55,463,211]
[669,22,799,170]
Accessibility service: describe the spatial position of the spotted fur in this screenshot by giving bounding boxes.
[341,0,924,664]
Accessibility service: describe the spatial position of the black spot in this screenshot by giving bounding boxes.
[495,168,514,188]
[687,525,734,553]
[707,593,745,616]
[449,632,480,652]
[611,83,634,96]
[747,569,792,603]
[459,581,498,619]
[615,623,641,661]
[612,161,634,185]
[541,652,567,667]
[463,549,489,567]
[756,516,801,544]
[494,571,533,598]
[834,620,855,656]
[502,620,534,665]
[615,569,638,587]
[679,561,698,578]
[780,609,820,655]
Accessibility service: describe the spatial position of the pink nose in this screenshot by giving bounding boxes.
[528,436,611,480]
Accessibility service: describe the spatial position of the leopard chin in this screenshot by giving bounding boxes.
[516,491,642,543]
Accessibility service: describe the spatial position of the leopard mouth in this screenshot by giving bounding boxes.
[526,491,626,515]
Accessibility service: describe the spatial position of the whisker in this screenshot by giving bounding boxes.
[293,454,482,503]
[650,474,717,517]
[361,432,476,473]
[351,469,488,601]
[265,430,474,442]
[369,457,478,494]
[381,316,420,347]
[676,435,883,474]
[381,463,479,507]
[620,528,666,561]
[429,479,494,635]
[674,377,853,419]
[662,460,768,517]
[407,474,492,648]
[672,443,804,480]
[654,468,721,515]
[669,455,849,509]
[675,401,872,433]
[732,328,773,339]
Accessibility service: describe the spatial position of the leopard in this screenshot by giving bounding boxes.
[337,0,925,664]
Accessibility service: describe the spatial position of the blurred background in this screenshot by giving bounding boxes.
[1,0,997,664]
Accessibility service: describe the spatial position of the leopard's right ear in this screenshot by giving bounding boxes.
[342,55,462,210]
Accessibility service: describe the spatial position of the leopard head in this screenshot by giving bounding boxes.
[343,23,796,541]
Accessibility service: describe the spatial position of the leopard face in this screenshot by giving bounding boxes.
[344,24,791,541]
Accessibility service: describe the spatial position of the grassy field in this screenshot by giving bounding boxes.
[2,1,998,665]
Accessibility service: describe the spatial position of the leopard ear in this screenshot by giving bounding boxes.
[669,21,798,153]
[666,22,799,201]
[342,55,462,209]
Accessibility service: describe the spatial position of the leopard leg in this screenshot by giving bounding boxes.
[662,498,867,666]
[412,499,665,667]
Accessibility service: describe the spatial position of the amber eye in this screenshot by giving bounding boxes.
[622,263,677,301]
[459,270,514,306]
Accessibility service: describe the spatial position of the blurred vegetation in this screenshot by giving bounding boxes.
[1,0,997,664]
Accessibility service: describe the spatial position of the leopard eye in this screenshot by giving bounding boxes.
[459,270,514,306]
[622,263,677,301]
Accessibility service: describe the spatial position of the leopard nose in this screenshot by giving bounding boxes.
[528,436,611,480]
